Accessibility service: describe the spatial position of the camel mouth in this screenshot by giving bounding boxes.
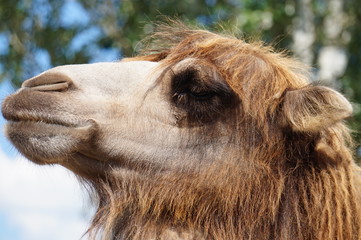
[3,113,81,128]
[4,119,96,165]
[6,119,91,131]
[1,93,86,128]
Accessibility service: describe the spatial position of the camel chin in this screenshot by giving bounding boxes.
[5,119,95,164]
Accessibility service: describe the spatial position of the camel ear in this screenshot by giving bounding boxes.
[282,86,352,133]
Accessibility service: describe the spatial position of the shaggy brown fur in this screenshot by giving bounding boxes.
[84,23,361,239]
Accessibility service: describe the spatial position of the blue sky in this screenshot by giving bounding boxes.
[0,1,114,239]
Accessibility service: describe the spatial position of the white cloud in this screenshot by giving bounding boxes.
[0,149,93,240]
[318,46,347,83]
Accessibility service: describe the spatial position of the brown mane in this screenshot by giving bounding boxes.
[85,23,361,239]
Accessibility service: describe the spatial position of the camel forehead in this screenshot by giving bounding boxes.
[39,61,160,92]
[48,60,159,76]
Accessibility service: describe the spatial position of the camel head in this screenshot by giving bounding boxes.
[2,24,358,239]
[2,28,352,180]
[2,54,243,179]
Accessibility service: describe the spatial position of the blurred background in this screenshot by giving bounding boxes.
[0,0,360,239]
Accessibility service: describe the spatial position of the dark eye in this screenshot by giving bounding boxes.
[169,65,239,125]
[186,89,216,100]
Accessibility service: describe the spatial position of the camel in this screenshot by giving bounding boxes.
[2,23,361,240]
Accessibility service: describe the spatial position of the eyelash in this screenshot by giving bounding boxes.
[170,73,239,125]
[170,70,217,103]
[177,88,216,101]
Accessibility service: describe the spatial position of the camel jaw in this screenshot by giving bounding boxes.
[1,86,97,165]
[4,119,95,165]
[3,117,161,178]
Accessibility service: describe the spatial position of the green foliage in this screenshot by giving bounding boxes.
[343,0,361,145]
[0,0,90,85]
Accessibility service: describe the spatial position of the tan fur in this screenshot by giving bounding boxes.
[2,22,361,240]
[88,23,361,239]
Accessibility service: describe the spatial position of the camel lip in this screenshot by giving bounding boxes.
[6,118,76,128]
[3,113,86,128]
[4,120,97,168]
[6,119,90,129]
[1,101,82,128]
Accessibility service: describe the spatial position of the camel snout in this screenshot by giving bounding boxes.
[22,71,73,92]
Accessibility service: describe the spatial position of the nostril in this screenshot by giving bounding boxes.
[27,81,70,91]
[22,71,72,92]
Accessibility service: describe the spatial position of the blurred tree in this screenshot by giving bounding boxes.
[0,0,360,150]
[344,0,361,144]
[0,0,295,85]
[0,0,89,85]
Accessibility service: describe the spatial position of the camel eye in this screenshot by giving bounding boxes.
[171,69,217,104]
[169,67,238,125]
[181,88,216,101]
[188,87,216,100]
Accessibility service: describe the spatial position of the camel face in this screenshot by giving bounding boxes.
[2,59,237,178]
